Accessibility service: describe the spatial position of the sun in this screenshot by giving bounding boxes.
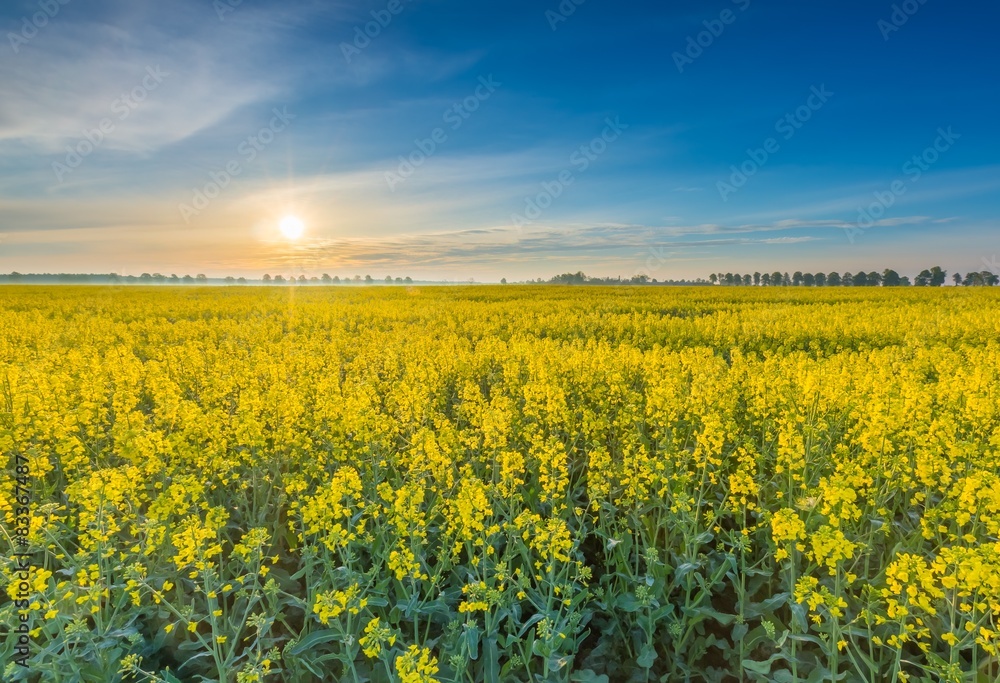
[279,216,305,241]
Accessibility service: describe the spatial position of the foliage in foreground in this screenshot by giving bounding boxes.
[2,286,1000,682]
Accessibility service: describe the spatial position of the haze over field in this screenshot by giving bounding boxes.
[1,0,998,282]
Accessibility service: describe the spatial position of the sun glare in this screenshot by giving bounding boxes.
[279,216,305,241]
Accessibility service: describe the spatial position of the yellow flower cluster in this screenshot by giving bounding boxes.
[395,645,440,683]
[312,583,368,625]
[359,616,397,658]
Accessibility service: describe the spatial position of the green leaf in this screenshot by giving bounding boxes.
[637,644,657,669]
[746,592,790,619]
[686,605,736,626]
[617,593,642,613]
[675,562,701,580]
[464,624,480,661]
[484,637,499,682]
[517,612,545,638]
[570,669,609,683]
[531,638,552,659]
[741,655,780,675]
[286,629,342,656]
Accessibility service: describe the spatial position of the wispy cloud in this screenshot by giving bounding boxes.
[0,1,301,156]
[224,222,828,271]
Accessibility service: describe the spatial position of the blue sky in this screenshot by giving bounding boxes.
[1,0,997,281]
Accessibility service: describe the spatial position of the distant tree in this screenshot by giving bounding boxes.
[882,269,901,287]
[196,274,208,283]
[552,272,588,284]
[298,275,307,283]
[274,275,285,283]
[182,275,194,284]
[724,273,734,286]
[803,273,815,287]
[930,266,947,287]
[742,274,752,286]
[152,273,166,283]
[140,273,153,282]
[321,274,332,283]
[900,276,911,286]
[237,277,247,284]
[224,276,236,284]
[404,277,413,284]
[953,273,963,286]
[760,273,771,286]
[395,277,402,283]
[332,276,341,283]
[964,271,993,287]
[842,272,854,287]
[815,272,827,287]
[782,273,792,287]
[915,269,932,286]
[709,274,718,285]
[771,271,783,286]
[364,275,373,283]
[501,278,507,284]
[385,275,393,283]
[827,272,841,287]
[985,271,1000,286]
[262,274,272,283]
[169,274,180,284]
[753,272,761,286]
[792,271,804,286]
[868,271,882,287]
[310,277,319,283]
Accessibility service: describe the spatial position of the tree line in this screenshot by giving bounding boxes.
[709,267,999,287]
[262,274,413,284]
[0,273,418,285]
[543,272,706,285]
